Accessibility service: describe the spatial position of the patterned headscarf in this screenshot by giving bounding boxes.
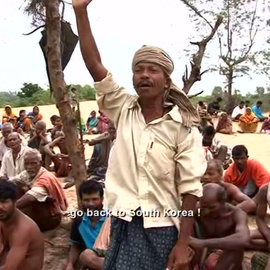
[132,45,200,128]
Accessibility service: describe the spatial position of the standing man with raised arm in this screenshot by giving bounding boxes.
[73,1,207,269]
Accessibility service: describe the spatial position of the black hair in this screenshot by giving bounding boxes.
[78,180,104,200]
[202,125,216,136]
[50,115,59,122]
[198,101,204,106]
[0,181,17,201]
[216,97,222,102]
[232,145,248,157]
[257,101,263,105]
[239,101,245,105]
[208,159,224,175]
[19,109,26,114]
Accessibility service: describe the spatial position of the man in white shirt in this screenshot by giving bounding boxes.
[231,101,245,121]
[0,122,27,166]
[0,132,30,179]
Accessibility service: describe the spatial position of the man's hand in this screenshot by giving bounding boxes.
[189,237,205,250]
[166,241,194,270]
[72,0,93,9]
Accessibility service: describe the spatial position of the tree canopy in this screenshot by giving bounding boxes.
[0,82,96,108]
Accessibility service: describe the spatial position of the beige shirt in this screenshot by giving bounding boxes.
[0,135,28,161]
[0,146,30,178]
[94,73,207,230]
[9,167,49,202]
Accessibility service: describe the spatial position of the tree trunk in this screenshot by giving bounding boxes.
[44,0,86,205]
[226,67,236,114]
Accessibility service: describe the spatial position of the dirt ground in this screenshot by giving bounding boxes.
[1,102,269,269]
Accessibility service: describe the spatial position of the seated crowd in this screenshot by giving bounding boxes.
[197,98,270,134]
[0,101,270,270]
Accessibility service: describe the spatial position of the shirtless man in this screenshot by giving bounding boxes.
[0,180,44,269]
[245,183,270,267]
[201,159,256,213]
[189,183,249,270]
[28,120,51,167]
[44,131,72,178]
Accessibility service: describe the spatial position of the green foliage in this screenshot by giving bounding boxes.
[0,82,96,108]
[191,85,270,112]
[181,0,269,95]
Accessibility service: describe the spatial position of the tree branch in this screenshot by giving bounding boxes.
[188,90,204,99]
[182,15,223,94]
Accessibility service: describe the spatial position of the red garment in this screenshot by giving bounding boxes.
[34,170,68,216]
[224,159,270,187]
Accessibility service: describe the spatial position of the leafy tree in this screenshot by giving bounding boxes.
[17,83,44,98]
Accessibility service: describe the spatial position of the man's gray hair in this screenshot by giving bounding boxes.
[25,148,42,162]
[2,122,14,129]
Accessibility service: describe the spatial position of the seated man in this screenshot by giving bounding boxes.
[50,116,63,141]
[224,145,270,198]
[246,183,270,263]
[0,132,30,179]
[202,126,231,169]
[207,97,222,116]
[9,148,68,231]
[201,159,256,213]
[0,122,28,166]
[28,120,51,167]
[0,180,44,269]
[189,183,250,270]
[231,101,245,121]
[65,181,107,270]
[252,101,267,121]
[44,131,71,178]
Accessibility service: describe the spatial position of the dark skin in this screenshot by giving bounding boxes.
[65,192,104,270]
[246,185,270,257]
[73,0,197,268]
[0,201,44,269]
[202,133,228,163]
[190,184,250,270]
[201,161,256,213]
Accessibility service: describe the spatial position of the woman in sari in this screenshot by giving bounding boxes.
[239,107,259,133]
[216,112,233,134]
[2,105,17,124]
[27,106,43,127]
[86,110,98,134]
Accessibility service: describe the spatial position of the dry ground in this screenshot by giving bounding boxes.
[2,102,269,269]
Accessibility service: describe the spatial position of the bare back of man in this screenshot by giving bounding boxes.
[0,210,44,270]
[190,184,249,270]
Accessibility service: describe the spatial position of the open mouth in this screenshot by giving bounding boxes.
[138,81,152,88]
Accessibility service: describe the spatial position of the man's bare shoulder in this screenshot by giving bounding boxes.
[11,211,43,240]
[228,203,248,221]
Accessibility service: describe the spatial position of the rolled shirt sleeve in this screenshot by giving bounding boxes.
[94,73,133,126]
[27,186,49,202]
[175,127,207,198]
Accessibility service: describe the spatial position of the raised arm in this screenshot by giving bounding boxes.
[202,209,249,250]
[256,185,270,246]
[73,0,107,81]
[73,0,132,125]
[226,183,256,213]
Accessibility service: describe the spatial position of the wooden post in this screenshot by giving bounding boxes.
[44,0,86,206]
